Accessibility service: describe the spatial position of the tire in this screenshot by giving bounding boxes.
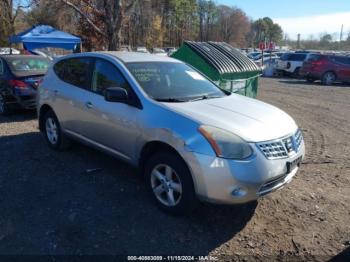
[145,152,197,215]
[0,93,11,116]
[42,110,71,150]
[322,71,336,85]
[293,67,301,78]
[306,76,315,83]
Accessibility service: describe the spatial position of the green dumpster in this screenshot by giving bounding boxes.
[171,41,262,98]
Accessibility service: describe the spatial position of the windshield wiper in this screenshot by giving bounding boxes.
[188,95,223,102]
[154,98,187,102]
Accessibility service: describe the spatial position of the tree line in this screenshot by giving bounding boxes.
[1,0,287,50]
[3,0,349,51]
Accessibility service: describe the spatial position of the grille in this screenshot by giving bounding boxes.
[257,141,288,159]
[295,129,303,151]
[257,129,304,160]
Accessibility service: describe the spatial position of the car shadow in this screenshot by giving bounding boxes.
[0,132,256,256]
[0,110,37,124]
[329,246,350,262]
[278,79,350,87]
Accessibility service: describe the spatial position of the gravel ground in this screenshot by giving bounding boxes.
[0,77,349,261]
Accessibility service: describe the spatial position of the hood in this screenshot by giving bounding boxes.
[163,94,298,142]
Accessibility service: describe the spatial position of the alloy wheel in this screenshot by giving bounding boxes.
[45,117,58,145]
[150,164,183,207]
[324,72,335,85]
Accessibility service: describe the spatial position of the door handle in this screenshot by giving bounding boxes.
[53,90,59,95]
[85,101,93,109]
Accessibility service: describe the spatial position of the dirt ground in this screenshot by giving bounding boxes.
[0,77,349,261]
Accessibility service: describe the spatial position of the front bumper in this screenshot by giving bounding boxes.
[185,141,305,204]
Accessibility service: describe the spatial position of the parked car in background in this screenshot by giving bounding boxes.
[247,51,261,59]
[152,48,168,56]
[300,54,350,85]
[253,53,279,61]
[164,47,177,56]
[0,55,50,115]
[37,52,305,214]
[255,57,279,69]
[135,46,150,54]
[118,45,132,52]
[276,52,307,76]
[0,48,21,55]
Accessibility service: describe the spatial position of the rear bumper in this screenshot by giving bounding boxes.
[6,88,37,109]
[16,95,36,109]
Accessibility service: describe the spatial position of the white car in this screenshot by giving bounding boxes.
[0,48,20,55]
[276,53,307,75]
[152,48,168,56]
[135,46,150,54]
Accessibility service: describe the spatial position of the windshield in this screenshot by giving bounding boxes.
[6,57,49,72]
[127,62,226,101]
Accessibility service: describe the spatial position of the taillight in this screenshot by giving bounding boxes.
[8,80,29,89]
[310,60,325,66]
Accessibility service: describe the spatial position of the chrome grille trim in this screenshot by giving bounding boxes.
[256,129,304,160]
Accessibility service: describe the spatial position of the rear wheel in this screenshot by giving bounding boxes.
[145,152,196,215]
[322,71,336,85]
[293,67,301,77]
[0,94,11,116]
[43,110,71,150]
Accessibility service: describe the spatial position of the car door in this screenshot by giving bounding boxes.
[78,58,140,161]
[51,57,94,134]
[334,56,350,81]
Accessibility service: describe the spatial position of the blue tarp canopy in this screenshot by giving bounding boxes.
[9,25,81,51]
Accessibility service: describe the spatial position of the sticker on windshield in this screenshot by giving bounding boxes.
[186,71,206,81]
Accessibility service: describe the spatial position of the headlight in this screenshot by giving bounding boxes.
[198,125,253,159]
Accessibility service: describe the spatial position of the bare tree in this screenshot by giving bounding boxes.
[0,0,33,44]
[60,0,135,50]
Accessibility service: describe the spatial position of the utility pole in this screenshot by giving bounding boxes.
[340,24,344,41]
[297,34,301,49]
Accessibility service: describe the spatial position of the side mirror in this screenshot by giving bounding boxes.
[104,87,128,103]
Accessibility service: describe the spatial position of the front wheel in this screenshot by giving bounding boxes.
[43,110,71,150]
[322,72,336,85]
[145,152,197,215]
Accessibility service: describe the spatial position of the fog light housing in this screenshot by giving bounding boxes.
[231,186,247,197]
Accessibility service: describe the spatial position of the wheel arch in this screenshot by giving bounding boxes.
[323,70,337,78]
[139,141,185,172]
[38,104,54,132]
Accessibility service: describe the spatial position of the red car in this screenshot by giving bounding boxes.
[300,54,350,85]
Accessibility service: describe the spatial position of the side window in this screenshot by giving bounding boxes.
[63,58,91,89]
[0,59,4,75]
[334,56,350,65]
[53,60,66,80]
[92,59,129,95]
[290,54,306,61]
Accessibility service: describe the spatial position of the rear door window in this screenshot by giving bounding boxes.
[91,59,130,95]
[62,58,92,89]
[306,54,323,62]
[334,56,350,65]
[280,53,291,61]
[289,54,307,61]
[53,60,66,80]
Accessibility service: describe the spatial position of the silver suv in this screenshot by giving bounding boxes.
[37,52,305,214]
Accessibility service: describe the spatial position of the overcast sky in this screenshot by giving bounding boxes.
[217,0,350,40]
